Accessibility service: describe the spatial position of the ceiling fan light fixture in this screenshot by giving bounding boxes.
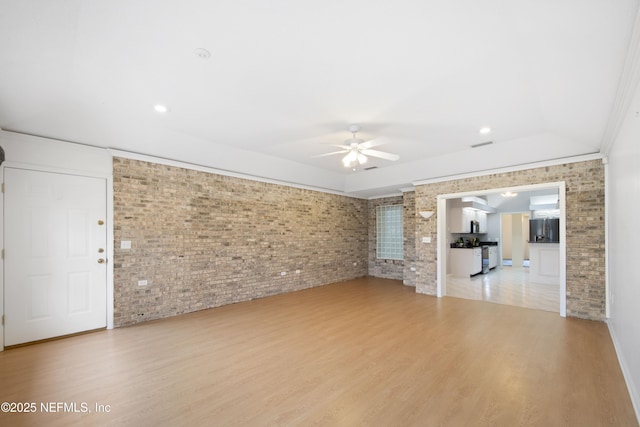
[342,150,358,166]
[322,125,398,168]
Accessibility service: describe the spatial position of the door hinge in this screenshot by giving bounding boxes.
[1,249,3,259]
[1,182,4,193]
[1,315,4,326]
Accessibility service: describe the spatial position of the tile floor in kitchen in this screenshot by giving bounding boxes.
[445,264,559,313]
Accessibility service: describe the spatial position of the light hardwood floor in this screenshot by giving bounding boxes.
[446,266,559,313]
[0,277,636,426]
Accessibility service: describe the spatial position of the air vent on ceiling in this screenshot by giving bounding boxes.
[471,141,494,148]
[364,166,378,170]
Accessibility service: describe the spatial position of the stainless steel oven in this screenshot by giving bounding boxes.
[481,245,490,274]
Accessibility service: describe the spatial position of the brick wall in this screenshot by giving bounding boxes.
[413,159,606,320]
[368,196,404,280]
[402,191,417,287]
[113,157,368,327]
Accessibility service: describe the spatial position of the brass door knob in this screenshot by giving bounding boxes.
[97,258,105,264]
[98,248,105,253]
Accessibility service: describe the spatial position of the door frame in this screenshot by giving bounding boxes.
[436,181,567,317]
[1,162,114,350]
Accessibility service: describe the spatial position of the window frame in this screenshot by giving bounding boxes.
[376,204,404,260]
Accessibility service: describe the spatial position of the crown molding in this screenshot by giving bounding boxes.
[600,5,640,156]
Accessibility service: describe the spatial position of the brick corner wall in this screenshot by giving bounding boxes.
[113,157,368,327]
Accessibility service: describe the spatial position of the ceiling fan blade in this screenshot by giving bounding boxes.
[361,149,400,161]
[360,136,390,150]
[313,150,348,158]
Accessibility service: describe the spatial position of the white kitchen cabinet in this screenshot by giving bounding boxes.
[450,208,477,233]
[477,211,488,233]
[450,208,488,234]
[450,247,482,277]
[488,246,498,269]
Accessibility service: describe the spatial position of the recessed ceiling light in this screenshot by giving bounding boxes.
[501,191,518,197]
[479,127,491,134]
[154,104,168,113]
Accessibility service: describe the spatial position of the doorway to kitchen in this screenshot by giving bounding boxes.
[501,212,530,268]
[436,182,566,316]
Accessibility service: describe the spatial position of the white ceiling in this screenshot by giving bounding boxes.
[1,0,638,197]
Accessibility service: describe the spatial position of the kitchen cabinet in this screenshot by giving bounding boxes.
[450,247,482,277]
[488,246,498,269]
[529,243,559,284]
[477,211,488,233]
[450,208,488,233]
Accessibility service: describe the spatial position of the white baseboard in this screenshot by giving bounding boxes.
[607,320,640,423]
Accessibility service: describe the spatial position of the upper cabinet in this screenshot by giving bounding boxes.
[477,211,488,233]
[450,197,495,234]
[450,208,488,233]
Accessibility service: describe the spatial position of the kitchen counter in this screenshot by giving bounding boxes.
[529,242,559,284]
[449,247,482,277]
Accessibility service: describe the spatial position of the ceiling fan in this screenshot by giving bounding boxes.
[315,125,400,168]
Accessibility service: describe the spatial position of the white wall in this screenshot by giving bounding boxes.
[607,84,640,420]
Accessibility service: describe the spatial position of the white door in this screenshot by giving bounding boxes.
[4,168,107,346]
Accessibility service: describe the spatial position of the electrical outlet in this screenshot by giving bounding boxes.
[295,270,301,274]
[138,280,148,286]
[121,240,132,249]
[280,272,286,276]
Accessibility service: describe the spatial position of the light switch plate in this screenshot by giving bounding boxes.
[121,240,132,250]
[422,237,431,243]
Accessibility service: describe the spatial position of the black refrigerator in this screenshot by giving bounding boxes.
[529,218,560,243]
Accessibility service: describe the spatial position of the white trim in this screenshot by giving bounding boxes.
[0,166,4,351]
[400,187,415,193]
[413,153,603,187]
[608,321,640,423]
[436,182,567,317]
[106,175,115,330]
[109,149,367,199]
[558,181,567,317]
[436,197,447,297]
[368,192,404,200]
[1,161,110,180]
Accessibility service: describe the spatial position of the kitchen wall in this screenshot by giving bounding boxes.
[113,157,368,327]
[412,159,605,320]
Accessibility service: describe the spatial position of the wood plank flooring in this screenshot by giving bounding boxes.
[0,277,637,426]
